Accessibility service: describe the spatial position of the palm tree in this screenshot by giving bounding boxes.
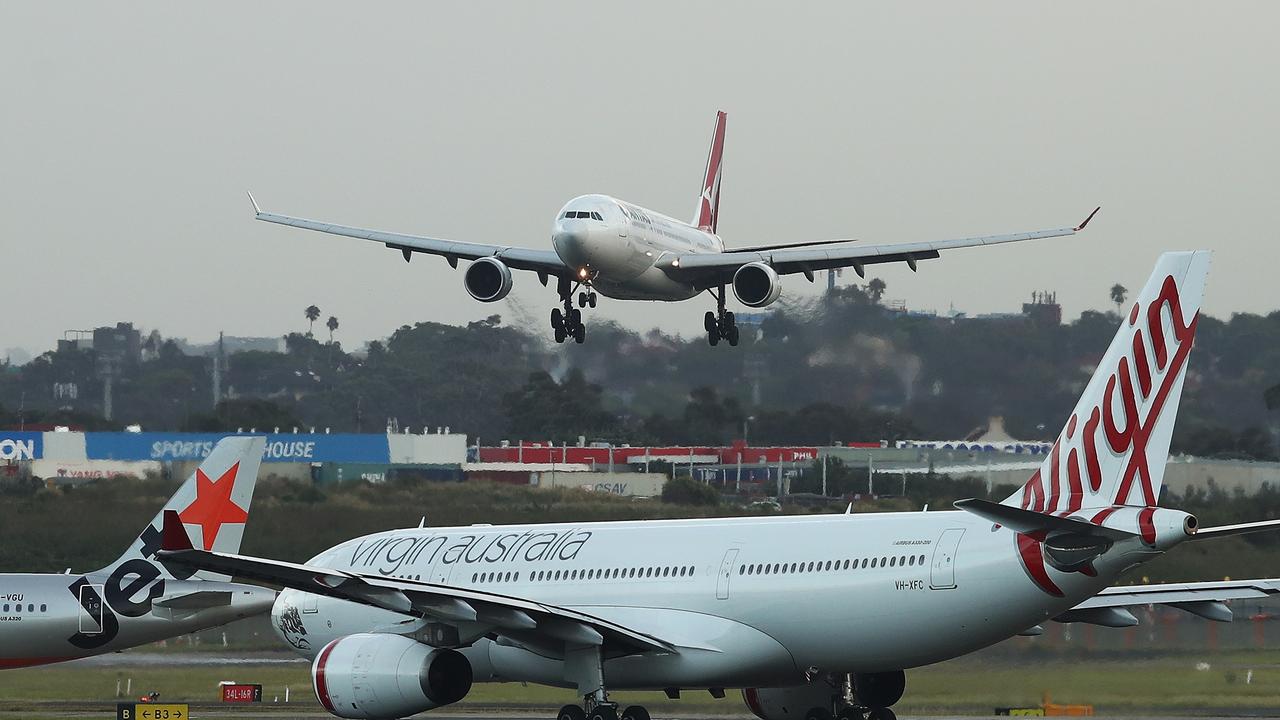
[326,315,339,344]
[867,278,887,305]
[1109,284,1127,315]
[304,305,321,337]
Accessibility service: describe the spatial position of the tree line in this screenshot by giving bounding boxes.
[1,285,1277,458]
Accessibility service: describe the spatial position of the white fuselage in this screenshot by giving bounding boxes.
[551,195,722,301]
[271,508,1177,690]
[0,571,274,669]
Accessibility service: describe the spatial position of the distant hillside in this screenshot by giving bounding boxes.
[1,286,1276,458]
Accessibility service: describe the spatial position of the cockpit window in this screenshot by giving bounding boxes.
[564,211,603,220]
[590,212,602,220]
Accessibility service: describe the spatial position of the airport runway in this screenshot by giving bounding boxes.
[3,711,1279,720]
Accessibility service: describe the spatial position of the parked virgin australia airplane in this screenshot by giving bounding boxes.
[0,437,274,668]
[248,111,1098,346]
[160,251,1280,720]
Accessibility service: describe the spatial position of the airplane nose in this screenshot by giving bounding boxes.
[553,222,592,266]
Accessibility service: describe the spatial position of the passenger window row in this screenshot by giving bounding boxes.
[472,565,697,585]
[2,603,47,613]
[562,211,603,220]
[739,554,928,576]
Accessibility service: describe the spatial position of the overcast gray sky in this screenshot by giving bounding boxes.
[3,2,1278,358]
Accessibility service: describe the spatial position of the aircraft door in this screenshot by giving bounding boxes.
[716,548,739,600]
[930,529,965,590]
[78,584,105,634]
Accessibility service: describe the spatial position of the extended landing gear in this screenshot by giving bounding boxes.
[558,704,648,720]
[807,671,903,720]
[555,644,650,720]
[705,286,740,347]
[552,277,589,344]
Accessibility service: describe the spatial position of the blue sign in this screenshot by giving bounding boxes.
[85,433,390,463]
[0,432,43,461]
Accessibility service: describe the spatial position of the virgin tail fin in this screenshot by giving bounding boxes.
[1004,251,1211,513]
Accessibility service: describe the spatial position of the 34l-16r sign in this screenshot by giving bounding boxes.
[221,683,263,703]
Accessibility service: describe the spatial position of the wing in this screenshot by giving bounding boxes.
[1055,578,1280,627]
[667,208,1100,287]
[156,511,671,657]
[248,193,568,275]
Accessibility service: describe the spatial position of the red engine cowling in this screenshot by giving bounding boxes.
[312,633,472,719]
[742,685,838,720]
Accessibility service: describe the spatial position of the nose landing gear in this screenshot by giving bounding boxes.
[552,276,590,344]
[705,286,739,347]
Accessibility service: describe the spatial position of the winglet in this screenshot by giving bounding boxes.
[247,191,262,217]
[161,510,194,552]
[1075,206,1101,232]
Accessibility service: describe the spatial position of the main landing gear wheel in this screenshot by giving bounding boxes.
[551,308,564,330]
[558,705,587,720]
[866,709,896,720]
[804,707,834,720]
[836,708,864,720]
[705,286,740,347]
[588,706,618,720]
[621,706,650,720]
[574,323,586,344]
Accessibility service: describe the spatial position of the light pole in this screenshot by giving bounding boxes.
[743,415,756,446]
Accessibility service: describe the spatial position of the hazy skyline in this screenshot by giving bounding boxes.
[4,2,1278,358]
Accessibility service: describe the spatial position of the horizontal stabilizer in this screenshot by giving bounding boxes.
[954,498,1134,540]
[153,590,233,610]
[1192,518,1280,540]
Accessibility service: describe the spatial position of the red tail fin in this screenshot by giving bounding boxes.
[692,111,727,232]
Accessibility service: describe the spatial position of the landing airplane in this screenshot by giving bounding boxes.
[0,437,275,669]
[248,112,1099,346]
[159,251,1280,720]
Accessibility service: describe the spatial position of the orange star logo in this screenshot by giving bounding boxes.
[178,462,248,551]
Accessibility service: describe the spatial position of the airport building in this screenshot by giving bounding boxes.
[2,430,1277,500]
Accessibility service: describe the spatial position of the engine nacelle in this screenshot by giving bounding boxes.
[464,257,513,302]
[742,685,838,720]
[733,262,782,307]
[313,633,472,719]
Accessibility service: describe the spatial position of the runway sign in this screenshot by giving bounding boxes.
[116,703,189,720]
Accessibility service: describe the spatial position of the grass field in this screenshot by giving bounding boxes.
[3,648,1279,717]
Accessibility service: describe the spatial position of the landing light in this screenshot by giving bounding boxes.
[578,267,589,279]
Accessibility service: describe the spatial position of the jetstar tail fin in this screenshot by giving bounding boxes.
[96,436,265,581]
[1002,252,1211,514]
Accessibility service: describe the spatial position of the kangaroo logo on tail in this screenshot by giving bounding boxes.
[693,111,727,233]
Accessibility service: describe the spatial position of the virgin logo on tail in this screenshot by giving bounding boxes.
[1014,273,1199,596]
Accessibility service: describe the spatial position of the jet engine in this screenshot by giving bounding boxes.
[732,262,783,307]
[464,257,513,302]
[742,684,838,720]
[312,633,472,719]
